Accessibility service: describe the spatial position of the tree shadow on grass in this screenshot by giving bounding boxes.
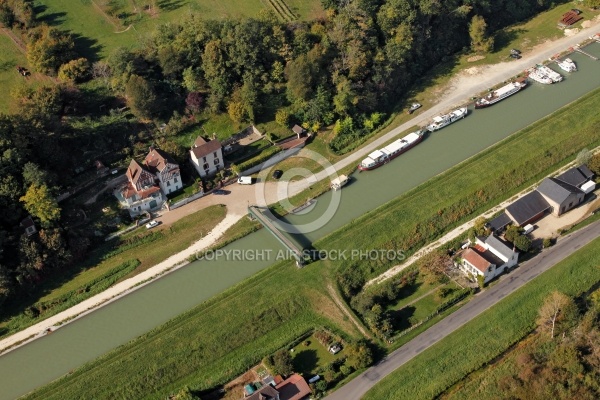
[157,0,186,12]
[492,28,527,54]
[293,349,319,375]
[389,305,416,332]
[33,3,67,27]
[70,33,103,63]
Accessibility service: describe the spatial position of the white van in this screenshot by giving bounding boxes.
[237,176,252,185]
[522,224,534,235]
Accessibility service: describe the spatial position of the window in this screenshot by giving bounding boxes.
[568,202,573,208]
[203,157,207,162]
[174,177,178,183]
[214,158,220,166]
[167,180,170,186]
[203,163,209,170]
[213,151,217,157]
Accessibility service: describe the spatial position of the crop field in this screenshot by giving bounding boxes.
[363,237,600,400]
[34,0,323,59]
[22,84,600,399]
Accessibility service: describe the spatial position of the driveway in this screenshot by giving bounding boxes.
[325,219,600,400]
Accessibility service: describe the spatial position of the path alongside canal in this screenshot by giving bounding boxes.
[1,13,600,367]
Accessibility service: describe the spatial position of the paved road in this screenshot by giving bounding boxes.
[326,220,600,400]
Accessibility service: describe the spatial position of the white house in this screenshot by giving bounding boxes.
[459,234,518,284]
[190,136,224,178]
[144,147,182,195]
[117,159,164,216]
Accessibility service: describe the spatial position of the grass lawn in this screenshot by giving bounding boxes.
[363,237,600,400]
[0,204,227,338]
[0,33,49,112]
[291,335,342,377]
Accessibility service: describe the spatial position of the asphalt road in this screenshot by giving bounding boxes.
[326,220,600,400]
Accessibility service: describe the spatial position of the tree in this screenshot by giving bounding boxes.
[583,0,600,9]
[27,25,77,75]
[58,58,90,83]
[12,84,62,129]
[0,265,11,307]
[185,92,204,114]
[275,109,290,127]
[587,153,600,175]
[22,162,49,187]
[513,235,532,252]
[272,349,294,376]
[125,75,158,120]
[469,15,494,53]
[286,54,314,102]
[346,340,373,369]
[418,250,451,280]
[537,291,578,339]
[504,225,522,243]
[19,184,61,226]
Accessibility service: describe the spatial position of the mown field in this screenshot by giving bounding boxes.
[0,34,29,111]
[0,205,227,339]
[33,0,323,60]
[22,82,600,399]
[363,236,600,400]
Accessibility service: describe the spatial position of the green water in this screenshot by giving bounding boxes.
[2,45,600,399]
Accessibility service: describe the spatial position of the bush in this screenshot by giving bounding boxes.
[543,238,553,248]
[58,58,90,83]
[233,146,282,174]
[477,275,485,289]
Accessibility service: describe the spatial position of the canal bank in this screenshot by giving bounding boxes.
[2,42,600,400]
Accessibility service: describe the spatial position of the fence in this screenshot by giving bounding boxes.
[104,217,150,241]
[169,190,205,210]
[239,142,305,176]
[390,289,473,341]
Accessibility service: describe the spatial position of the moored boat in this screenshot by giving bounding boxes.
[557,58,577,72]
[475,80,527,109]
[527,67,553,84]
[330,174,349,191]
[358,130,424,171]
[426,107,468,132]
[537,64,563,82]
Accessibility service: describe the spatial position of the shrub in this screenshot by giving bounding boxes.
[543,238,553,248]
[477,274,485,289]
[233,146,282,174]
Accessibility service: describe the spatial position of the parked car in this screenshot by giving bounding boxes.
[272,169,283,179]
[328,343,342,354]
[238,176,252,185]
[510,48,521,55]
[145,220,159,229]
[213,189,229,195]
[571,8,582,15]
[510,53,521,59]
[407,103,422,114]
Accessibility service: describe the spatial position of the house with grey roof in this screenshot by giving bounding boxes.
[505,191,551,227]
[537,177,585,217]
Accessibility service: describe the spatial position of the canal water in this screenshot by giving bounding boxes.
[2,44,600,399]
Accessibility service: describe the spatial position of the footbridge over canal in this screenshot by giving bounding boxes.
[248,205,309,267]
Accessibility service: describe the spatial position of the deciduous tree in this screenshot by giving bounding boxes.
[469,15,494,53]
[125,75,159,120]
[58,58,90,83]
[27,25,77,75]
[19,184,60,226]
[537,291,578,339]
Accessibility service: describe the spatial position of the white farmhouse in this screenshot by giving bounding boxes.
[459,235,518,284]
[190,136,224,178]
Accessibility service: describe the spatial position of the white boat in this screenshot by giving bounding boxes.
[527,67,553,84]
[537,64,563,82]
[475,81,527,109]
[330,175,349,191]
[426,107,468,132]
[358,130,424,171]
[556,58,577,72]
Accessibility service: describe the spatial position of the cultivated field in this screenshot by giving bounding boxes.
[22,82,600,400]
[363,237,600,400]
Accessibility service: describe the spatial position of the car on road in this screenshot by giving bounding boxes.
[272,169,283,179]
[213,189,229,195]
[407,103,422,114]
[145,220,159,229]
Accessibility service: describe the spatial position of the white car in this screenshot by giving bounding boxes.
[408,103,422,114]
[145,220,159,229]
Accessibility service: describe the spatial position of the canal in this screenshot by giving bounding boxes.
[2,44,600,399]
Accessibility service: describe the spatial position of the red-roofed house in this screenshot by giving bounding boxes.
[275,374,311,400]
[458,234,518,284]
[242,374,310,400]
[190,136,224,178]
